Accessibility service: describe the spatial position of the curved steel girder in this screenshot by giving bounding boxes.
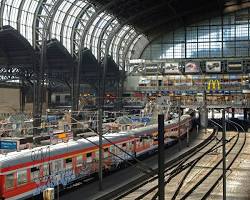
[96,17,116,62]
[70,4,92,56]
[103,0,178,64]
[89,13,109,52]
[115,27,133,65]
[0,0,7,28]
[16,0,26,32]
[119,31,139,67]
[122,33,140,70]
[32,0,47,49]
[79,1,119,54]
[60,0,79,43]
[111,27,129,59]
[46,0,65,41]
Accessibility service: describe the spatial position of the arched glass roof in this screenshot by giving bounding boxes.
[0,0,147,67]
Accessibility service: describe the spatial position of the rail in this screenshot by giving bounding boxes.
[95,128,217,200]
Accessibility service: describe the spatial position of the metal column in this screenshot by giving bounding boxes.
[178,102,181,150]
[222,109,226,200]
[231,108,235,118]
[158,114,165,200]
[19,83,25,112]
[98,56,108,190]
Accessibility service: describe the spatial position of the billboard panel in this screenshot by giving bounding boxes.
[184,61,200,73]
[164,63,180,73]
[227,61,242,72]
[206,61,221,72]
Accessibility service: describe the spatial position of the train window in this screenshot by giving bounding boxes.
[43,163,50,177]
[76,155,83,167]
[86,152,92,163]
[5,173,14,189]
[17,170,27,185]
[53,160,63,172]
[104,148,109,158]
[86,152,92,157]
[65,158,72,169]
[31,166,40,181]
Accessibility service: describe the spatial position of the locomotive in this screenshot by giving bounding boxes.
[0,114,192,200]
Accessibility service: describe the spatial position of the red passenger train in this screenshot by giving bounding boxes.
[0,114,192,200]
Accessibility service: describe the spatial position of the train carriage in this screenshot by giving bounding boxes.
[0,114,192,200]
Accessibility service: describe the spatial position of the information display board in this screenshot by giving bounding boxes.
[206,61,221,72]
[164,63,180,74]
[184,61,200,73]
[227,61,242,72]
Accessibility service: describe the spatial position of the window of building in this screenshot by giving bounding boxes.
[55,95,61,103]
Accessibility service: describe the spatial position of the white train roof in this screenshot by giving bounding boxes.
[0,114,191,170]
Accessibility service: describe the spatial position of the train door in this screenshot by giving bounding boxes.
[75,155,84,176]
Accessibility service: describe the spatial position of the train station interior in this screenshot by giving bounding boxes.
[0,0,250,199]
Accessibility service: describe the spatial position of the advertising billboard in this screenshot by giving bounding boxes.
[164,63,180,74]
[206,61,221,72]
[184,61,200,73]
[227,61,242,72]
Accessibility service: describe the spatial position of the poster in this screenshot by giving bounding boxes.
[184,61,200,73]
[227,61,242,72]
[206,61,221,72]
[164,63,180,73]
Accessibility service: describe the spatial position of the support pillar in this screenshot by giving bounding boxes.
[200,107,208,130]
[158,114,165,200]
[244,108,247,120]
[211,108,215,119]
[231,108,235,118]
[20,86,25,112]
[222,109,226,200]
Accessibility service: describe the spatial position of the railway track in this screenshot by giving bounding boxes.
[97,128,218,200]
[115,120,246,200]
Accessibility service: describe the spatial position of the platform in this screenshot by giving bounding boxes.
[208,133,250,200]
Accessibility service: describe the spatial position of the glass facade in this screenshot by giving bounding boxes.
[0,0,142,66]
[141,9,250,60]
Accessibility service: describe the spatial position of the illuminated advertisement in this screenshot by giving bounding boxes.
[227,61,242,72]
[164,63,180,73]
[207,80,221,92]
[184,61,200,73]
[206,61,221,72]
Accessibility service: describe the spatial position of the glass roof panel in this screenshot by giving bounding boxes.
[20,0,39,44]
[2,0,23,29]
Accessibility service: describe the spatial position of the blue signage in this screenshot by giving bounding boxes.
[0,141,17,150]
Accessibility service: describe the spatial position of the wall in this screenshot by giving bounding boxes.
[0,88,20,113]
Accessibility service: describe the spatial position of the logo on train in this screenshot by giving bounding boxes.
[207,80,221,92]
